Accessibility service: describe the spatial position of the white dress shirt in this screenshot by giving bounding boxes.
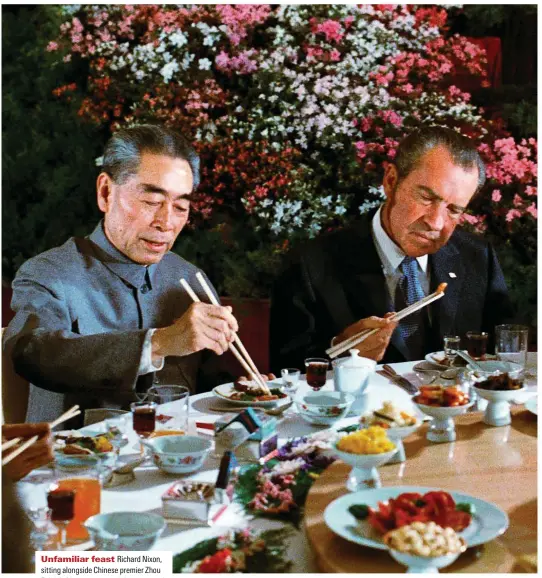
[371,206,430,308]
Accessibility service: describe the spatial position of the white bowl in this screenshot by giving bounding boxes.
[414,401,474,420]
[415,401,474,443]
[331,442,396,491]
[142,435,212,474]
[473,384,527,427]
[84,511,165,551]
[473,384,526,403]
[388,546,465,573]
[295,391,355,425]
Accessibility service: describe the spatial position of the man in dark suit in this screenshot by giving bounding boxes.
[270,126,514,370]
[4,125,238,423]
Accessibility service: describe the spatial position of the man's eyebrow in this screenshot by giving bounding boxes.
[139,183,194,201]
[416,185,466,211]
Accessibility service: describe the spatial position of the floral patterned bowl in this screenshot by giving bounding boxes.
[84,511,165,551]
[295,391,355,425]
[142,435,212,474]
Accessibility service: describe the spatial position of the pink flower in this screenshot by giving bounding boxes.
[491,189,502,202]
[329,49,341,62]
[506,209,522,222]
[526,203,537,219]
[313,19,344,43]
[513,194,523,207]
[46,41,59,52]
[525,186,537,197]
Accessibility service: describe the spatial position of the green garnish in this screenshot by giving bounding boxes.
[348,504,370,520]
[415,499,426,507]
[456,502,475,515]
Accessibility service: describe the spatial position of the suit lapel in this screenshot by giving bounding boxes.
[336,219,410,360]
[429,241,464,341]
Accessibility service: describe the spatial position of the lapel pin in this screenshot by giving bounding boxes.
[448,272,456,278]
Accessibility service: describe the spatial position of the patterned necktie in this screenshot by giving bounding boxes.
[395,256,427,360]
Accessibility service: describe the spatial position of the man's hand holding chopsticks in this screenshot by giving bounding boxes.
[333,313,397,361]
[2,423,54,481]
[152,302,239,360]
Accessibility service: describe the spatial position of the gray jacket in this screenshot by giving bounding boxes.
[4,222,218,423]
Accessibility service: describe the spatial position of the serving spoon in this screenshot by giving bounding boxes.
[209,400,294,417]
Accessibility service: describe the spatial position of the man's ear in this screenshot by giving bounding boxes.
[96,172,113,213]
[382,163,398,200]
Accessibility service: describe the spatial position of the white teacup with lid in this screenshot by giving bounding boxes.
[332,350,376,415]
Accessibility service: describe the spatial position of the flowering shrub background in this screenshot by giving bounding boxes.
[8,5,536,329]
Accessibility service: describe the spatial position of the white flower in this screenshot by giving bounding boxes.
[160,61,179,82]
[198,58,212,71]
[268,458,306,477]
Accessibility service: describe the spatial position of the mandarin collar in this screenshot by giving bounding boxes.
[88,221,156,289]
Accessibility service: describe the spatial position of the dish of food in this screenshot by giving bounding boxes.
[473,372,524,391]
[414,385,470,407]
[54,431,114,455]
[425,352,497,369]
[213,377,289,407]
[324,486,509,551]
[336,426,395,455]
[525,397,537,416]
[360,402,418,429]
[384,521,466,557]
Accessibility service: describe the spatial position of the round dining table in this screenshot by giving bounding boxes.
[18,356,537,573]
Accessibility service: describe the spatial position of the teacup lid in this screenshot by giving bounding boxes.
[333,349,376,369]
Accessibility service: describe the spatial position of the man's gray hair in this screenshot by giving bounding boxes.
[102,124,200,190]
[394,125,486,192]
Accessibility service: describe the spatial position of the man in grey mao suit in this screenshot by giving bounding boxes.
[4,124,239,424]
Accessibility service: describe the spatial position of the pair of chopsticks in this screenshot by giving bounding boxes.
[1,404,81,467]
[326,283,448,359]
[180,272,271,395]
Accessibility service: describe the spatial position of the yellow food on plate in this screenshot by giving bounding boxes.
[337,426,395,455]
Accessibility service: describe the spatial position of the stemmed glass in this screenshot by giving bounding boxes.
[104,415,129,469]
[304,358,330,391]
[47,486,76,549]
[27,506,56,552]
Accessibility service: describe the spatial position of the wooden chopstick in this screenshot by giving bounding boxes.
[194,273,271,395]
[1,404,81,466]
[1,435,39,466]
[180,277,271,395]
[326,283,448,359]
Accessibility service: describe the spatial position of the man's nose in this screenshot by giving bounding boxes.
[152,202,174,230]
[424,202,446,231]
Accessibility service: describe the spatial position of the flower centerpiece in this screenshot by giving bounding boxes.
[46,5,536,324]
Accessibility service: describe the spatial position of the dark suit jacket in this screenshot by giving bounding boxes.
[270,211,515,372]
[3,222,221,424]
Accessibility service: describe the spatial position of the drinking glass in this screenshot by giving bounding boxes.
[130,401,157,439]
[443,335,461,366]
[281,368,301,393]
[50,458,102,543]
[147,385,189,436]
[27,507,56,551]
[495,324,529,372]
[104,414,129,468]
[47,487,75,549]
[465,331,488,360]
[304,358,329,391]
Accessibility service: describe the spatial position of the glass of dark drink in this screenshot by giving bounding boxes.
[130,401,157,438]
[466,331,488,360]
[47,487,75,549]
[304,358,330,390]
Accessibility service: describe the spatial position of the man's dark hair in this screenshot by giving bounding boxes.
[394,125,486,192]
[102,124,200,190]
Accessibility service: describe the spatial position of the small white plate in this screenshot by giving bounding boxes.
[324,486,509,550]
[212,380,289,407]
[524,397,537,416]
